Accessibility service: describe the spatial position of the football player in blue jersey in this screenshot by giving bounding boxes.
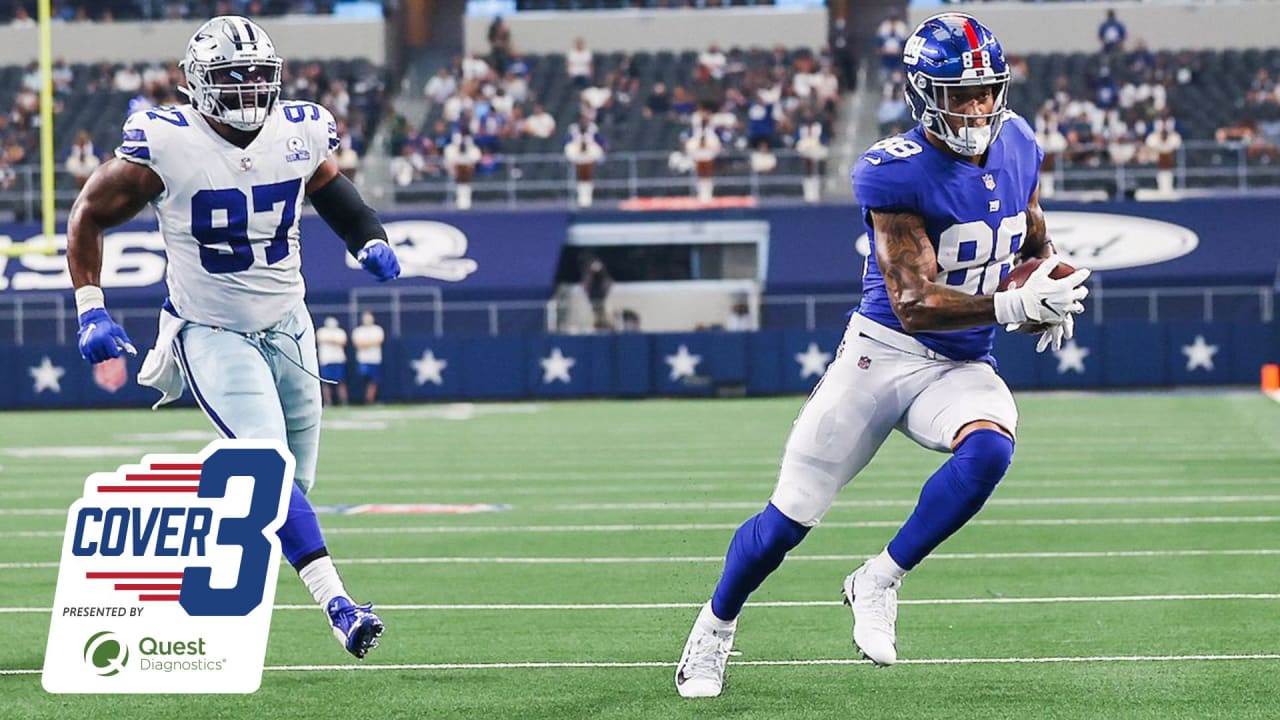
[676,13,1090,697]
[67,16,396,659]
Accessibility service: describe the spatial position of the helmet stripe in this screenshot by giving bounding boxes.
[962,19,981,52]
[242,19,257,43]
[227,19,243,49]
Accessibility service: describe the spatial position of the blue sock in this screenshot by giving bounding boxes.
[887,429,1014,570]
[710,503,810,621]
[278,483,328,569]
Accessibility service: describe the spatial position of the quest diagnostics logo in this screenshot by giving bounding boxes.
[43,440,293,694]
[83,631,129,676]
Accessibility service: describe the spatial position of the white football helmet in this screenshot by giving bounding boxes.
[179,15,283,131]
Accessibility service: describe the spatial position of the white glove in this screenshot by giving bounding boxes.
[1035,311,1074,353]
[993,256,1091,326]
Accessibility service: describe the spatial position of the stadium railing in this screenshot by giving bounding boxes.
[1,285,1273,346]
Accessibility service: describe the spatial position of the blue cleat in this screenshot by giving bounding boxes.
[327,597,385,659]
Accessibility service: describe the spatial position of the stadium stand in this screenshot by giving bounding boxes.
[391,44,840,203]
[0,55,388,216]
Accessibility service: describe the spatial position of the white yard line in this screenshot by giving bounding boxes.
[4,653,1280,676]
[550,495,1280,511]
[3,515,1279,540]
[3,592,1279,614]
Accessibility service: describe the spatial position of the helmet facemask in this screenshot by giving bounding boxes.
[907,71,1009,157]
[181,57,283,131]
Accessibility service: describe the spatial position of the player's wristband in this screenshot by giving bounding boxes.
[361,239,388,251]
[993,289,1027,326]
[75,285,106,317]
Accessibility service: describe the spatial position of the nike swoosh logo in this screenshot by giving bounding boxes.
[864,157,882,165]
[294,330,306,341]
[676,669,688,685]
[1039,299,1061,317]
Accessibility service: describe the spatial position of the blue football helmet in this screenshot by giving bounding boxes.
[902,13,1010,156]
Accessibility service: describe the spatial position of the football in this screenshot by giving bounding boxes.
[997,257,1079,292]
[998,258,1080,333]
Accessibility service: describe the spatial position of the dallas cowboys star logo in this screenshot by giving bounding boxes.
[665,344,702,381]
[540,347,576,384]
[1053,339,1090,375]
[1181,335,1219,372]
[411,349,447,386]
[29,356,65,394]
[794,342,832,379]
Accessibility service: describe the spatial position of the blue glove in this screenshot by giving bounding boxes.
[357,240,401,282]
[77,308,136,364]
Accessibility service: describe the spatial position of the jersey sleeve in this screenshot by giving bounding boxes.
[315,103,341,161]
[852,143,921,214]
[114,112,156,168]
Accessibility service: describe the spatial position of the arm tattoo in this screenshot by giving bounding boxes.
[1020,196,1056,260]
[873,210,998,333]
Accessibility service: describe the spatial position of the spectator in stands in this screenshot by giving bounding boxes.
[462,53,491,83]
[671,85,696,121]
[1247,68,1276,107]
[1094,66,1119,111]
[565,115,605,208]
[699,43,727,81]
[316,317,349,407]
[644,82,672,120]
[65,130,100,190]
[829,15,857,92]
[795,113,827,204]
[10,6,35,26]
[113,64,142,93]
[488,16,512,74]
[444,127,482,210]
[580,74,613,123]
[1216,116,1280,162]
[725,294,753,332]
[690,64,723,112]
[390,142,426,187]
[876,10,909,81]
[1098,9,1126,54]
[568,37,593,89]
[425,67,457,105]
[334,132,360,180]
[746,87,780,149]
[503,62,530,104]
[1036,104,1068,199]
[685,105,721,203]
[581,258,614,332]
[877,71,909,130]
[352,312,386,405]
[1145,115,1182,194]
[522,103,557,139]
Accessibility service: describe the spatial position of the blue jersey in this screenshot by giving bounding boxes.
[852,113,1043,361]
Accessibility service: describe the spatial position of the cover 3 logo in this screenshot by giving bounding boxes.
[42,440,293,694]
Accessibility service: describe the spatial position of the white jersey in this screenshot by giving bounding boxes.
[315,325,347,366]
[116,100,339,332]
[351,324,385,365]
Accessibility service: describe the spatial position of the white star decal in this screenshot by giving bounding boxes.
[665,344,702,381]
[29,356,65,394]
[1181,334,1219,372]
[411,349,447,386]
[1053,339,1090,375]
[794,342,832,379]
[540,347,577,384]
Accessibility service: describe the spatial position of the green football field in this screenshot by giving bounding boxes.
[1,393,1278,719]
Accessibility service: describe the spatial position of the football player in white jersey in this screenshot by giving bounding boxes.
[66,16,399,659]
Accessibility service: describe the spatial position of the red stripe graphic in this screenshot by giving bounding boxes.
[114,583,183,591]
[962,19,981,51]
[126,474,201,481]
[87,572,183,579]
[139,594,181,602]
[150,463,202,471]
[97,486,199,493]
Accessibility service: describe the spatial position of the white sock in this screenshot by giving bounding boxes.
[699,601,737,632]
[868,548,908,581]
[297,555,349,609]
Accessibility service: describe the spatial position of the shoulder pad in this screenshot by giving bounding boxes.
[279,100,340,157]
[115,106,194,166]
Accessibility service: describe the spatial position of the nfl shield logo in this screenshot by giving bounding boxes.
[858,356,872,370]
[92,357,127,394]
[982,173,996,190]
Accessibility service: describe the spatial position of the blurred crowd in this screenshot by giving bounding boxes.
[389,16,846,201]
[0,57,385,192]
[3,1,345,22]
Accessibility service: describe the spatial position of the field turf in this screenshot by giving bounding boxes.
[1,393,1278,719]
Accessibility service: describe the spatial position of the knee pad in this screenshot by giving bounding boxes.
[953,429,1014,492]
